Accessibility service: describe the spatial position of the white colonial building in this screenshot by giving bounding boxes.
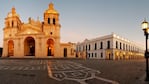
[76,33,144,60]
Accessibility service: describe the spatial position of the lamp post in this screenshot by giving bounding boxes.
[141,19,149,81]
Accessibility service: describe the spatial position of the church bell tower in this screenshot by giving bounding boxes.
[4,7,22,37]
[43,2,61,38]
[43,2,61,56]
[3,7,22,57]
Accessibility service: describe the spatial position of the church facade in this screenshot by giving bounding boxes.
[2,3,76,58]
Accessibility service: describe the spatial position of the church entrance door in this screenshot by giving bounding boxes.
[24,37,35,56]
[64,48,67,57]
[47,39,54,56]
[8,40,14,56]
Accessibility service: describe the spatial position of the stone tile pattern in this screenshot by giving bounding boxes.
[47,60,119,84]
[0,60,47,70]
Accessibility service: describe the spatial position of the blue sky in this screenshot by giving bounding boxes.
[0,0,148,47]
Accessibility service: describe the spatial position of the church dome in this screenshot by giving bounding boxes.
[7,7,19,18]
[44,2,59,14]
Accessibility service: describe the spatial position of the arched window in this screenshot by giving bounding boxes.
[48,18,50,24]
[107,41,110,49]
[95,43,97,50]
[116,41,118,49]
[123,44,125,50]
[100,42,103,49]
[120,42,122,49]
[89,44,91,50]
[53,18,56,25]
[101,52,103,58]
[12,21,14,27]
[86,45,87,51]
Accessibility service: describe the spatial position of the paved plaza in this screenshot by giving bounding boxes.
[0,58,147,84]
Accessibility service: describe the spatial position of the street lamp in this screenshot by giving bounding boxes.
[141,19,149,81]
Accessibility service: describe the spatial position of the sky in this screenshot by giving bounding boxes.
[0,0,148,47]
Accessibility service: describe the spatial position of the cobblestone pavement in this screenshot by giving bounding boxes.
[47,60,118,84]
[0,59,50,84]
[0,60,47,70]
[72,59,148,84]
[0,59,148,84]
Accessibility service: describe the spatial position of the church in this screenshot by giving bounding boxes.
[2,3,76,58]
